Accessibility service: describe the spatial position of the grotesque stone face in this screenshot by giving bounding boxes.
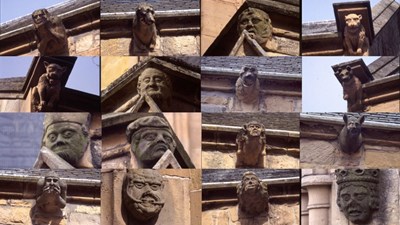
[127,116,177,168]
[43,122,88,166]
[137,68,172,108]
[345,14,362,29]
[237,171,269,216]
[336,169,380,224]
[32,9,48,26]
[237,8,273,46]
[246,121,263,136]
[132,129,176,166]
[34,171,67,216]
[123,170,165,222]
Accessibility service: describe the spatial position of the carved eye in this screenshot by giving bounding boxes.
[252,18,261,24]
[341,194,350,201]
[154,77,163,83]
[240,19,249,25]
[143,133,157,141]
[62,130,74,138]
[47,133,57,142]
[143,78,151,83]
[355,193,366,201]
[164,135,173,144]
[150,183,161,191]
[134,182,145,189]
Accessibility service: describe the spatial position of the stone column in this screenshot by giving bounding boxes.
[301,188,309,225]
[301,169,332,225]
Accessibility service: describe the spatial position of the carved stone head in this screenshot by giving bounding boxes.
[123,170,165,222]
[34,171,67,216]
[237,171,269,216]
[32,9,50,27]
[42,113,90,167]
[335,169,380,224]
[137,68,172,110]
[237,8,273,46]
[126,116,177,168]
[335,66,353,83]
[345,13,362,29]
[244,121,265,137]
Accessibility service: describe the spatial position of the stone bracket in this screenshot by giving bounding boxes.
[153,149,182,169]
[331,58,374,84]
[33,146,75,169]
[333,1,375,43]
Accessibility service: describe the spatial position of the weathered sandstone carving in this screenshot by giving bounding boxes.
[132,3,159,52]
[335,169,380,224]
[126,116,177,168]
[343,13,369,56]
[30,171,67,225]
[235,65,260,111]
[123,170,165,222]
[237,8,276,51]
[335,66,363,112]
[32,61,66,112]
[115,67,172,112]
[32,8,69,56]
[236,121,266,168]
[237,171,269,216]
[339,113,365,154]
[41,113,90,167]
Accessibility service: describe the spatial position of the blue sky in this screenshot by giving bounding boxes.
[0,0,67,23]
[0,56,100,95]
[302,56,379,112]
[302,0,381,22]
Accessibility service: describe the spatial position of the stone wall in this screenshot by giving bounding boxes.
[100,36,200,56]
[0,199,100,225]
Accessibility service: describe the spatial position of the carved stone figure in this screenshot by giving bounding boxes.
[32,9,69,56]
[343,13,369,56]
[123,170,165,223]
[126,116,177,168]
[42,113,90,167]
[237,8,276,51]
[32,61,66,112]
[132,3,158,52]
[235,65,260,111]
[335,169,380,224]
[237,171,269,216]
[30,171,67,225]
[115,67,172,112]
[339,114,365,154]
[335,66,363,112]
[236,121,266,168]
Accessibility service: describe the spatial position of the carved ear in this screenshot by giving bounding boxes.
[358,115,365,124]
[343,114,348,124]
[44,61,50,68]
[346,66,352,71]
[358,14,362,20]
[61,66,67,74]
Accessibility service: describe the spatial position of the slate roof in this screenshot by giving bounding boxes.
[101,0,199,13]
[0,0,97,34]
[303,112,400,125]
[0,77,26,92]
[367,56,400,79]
[201,57,301,74]
[202,113,299,131]
[0,169,101,181]
[302,20,337,35]
[202,169,299,183]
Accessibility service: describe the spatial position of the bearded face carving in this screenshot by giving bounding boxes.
[123,170,165,222]
[237,171,269,216]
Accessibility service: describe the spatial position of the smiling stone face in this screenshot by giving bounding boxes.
[123,170,165,222]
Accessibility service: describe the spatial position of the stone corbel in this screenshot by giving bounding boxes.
[33,146,75,169]
[153,149,182,169]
